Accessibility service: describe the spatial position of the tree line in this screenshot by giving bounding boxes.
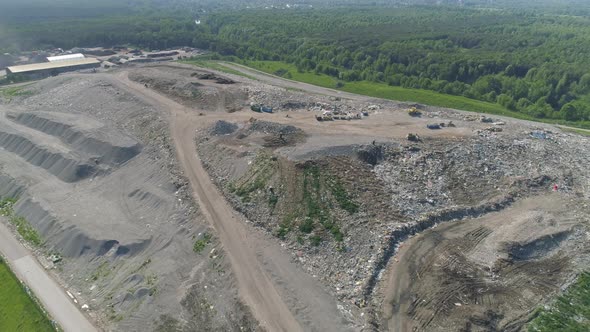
[203,7,590,122]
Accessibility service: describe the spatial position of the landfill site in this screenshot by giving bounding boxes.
[1,62,590,332]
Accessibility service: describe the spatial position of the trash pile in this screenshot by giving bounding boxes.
[210,120,238,136]
[376,128,589,217]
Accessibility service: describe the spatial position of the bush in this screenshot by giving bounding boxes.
[299,218,314,234]
[310,235,322,246]
[193,233,212,253]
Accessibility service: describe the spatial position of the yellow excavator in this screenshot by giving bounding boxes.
[407,106,421,117]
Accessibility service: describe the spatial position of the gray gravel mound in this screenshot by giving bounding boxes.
[8,111,142,165]
[0,130,102,182]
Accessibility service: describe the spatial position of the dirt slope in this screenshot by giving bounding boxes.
[381,195,589,331]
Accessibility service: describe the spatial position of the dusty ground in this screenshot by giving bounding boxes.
[1,61,590,332]
[0,73,260,331]
[169,63,590,331]
[381,195,590,331]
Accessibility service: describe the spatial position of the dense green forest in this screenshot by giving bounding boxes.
[2,0,590,122]
[203,7,590,123]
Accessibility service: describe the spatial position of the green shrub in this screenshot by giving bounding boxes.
[299,218,314,234]
[193,233,212,253]
[310,235,322,246]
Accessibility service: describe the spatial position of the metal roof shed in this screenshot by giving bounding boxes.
[46,53,85,62]
[6,58,100,77]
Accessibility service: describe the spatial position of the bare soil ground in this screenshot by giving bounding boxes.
[0,72,260,331]
[381,194,590,331]
[1,61,590,332]
[115,70,357,332]
[174,62,590,331]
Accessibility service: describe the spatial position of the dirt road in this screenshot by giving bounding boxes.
[220,62,374,102]
[0,221,97,332]
[111,72,355,332]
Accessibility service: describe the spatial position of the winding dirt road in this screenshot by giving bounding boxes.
[111,72,355,332]
[220,62,371,102]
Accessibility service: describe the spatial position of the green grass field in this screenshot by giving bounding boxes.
[527,271,590,331]
[559,126,590,137]
[230,60,590,129]
[0,260,55,332]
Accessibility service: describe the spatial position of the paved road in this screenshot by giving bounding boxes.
[0,221,97,332]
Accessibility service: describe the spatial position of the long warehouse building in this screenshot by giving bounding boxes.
[6,58,101,78]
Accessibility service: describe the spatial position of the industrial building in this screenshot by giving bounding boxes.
[46,53,85,62]
[6,58,101,78]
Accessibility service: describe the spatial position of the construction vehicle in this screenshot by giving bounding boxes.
[250,104,262,112]
[251,104,273,113]
[316,111,333,121]
[407,107,421,117]
[427,123,441,130]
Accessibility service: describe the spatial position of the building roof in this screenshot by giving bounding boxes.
[7,58,100,74]
[46,53,85,62]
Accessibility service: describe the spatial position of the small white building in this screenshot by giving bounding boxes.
[46,53,85,62]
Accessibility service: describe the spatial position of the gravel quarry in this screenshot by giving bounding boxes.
[1,62,590,332]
